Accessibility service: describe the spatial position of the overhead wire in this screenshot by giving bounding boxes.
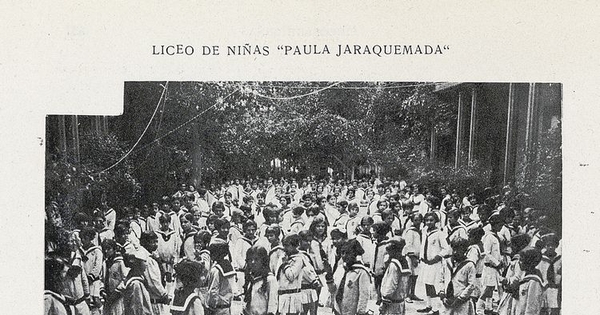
[100,81,427,173]
[132,89,239,153]
[97,81,169,175]
[252,81,342,100]
[245,82,436,90]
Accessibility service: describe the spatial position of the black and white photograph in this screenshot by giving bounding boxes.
[44,81,562,315]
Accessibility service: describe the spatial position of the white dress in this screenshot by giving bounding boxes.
[419,228,451,291]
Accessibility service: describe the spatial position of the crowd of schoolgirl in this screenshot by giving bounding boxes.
[44,176,561,315]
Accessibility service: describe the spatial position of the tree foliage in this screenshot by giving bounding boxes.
[515,123,562,212]
[115,81,460,199]
[45,133,141,226]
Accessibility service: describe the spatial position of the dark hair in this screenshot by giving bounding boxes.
[282,234,301,248]
[239,205,252,213]
[206,214,219,226]
[448,209,461,219]
[265,225,281,238]
[279,195,290,204]
[424,212,439,222]
[468,226,485,245]
[292,206,305,216]
[212,201,225,212]
[461,206,472,216]
[452,239,470,254]
[342,239,365,256]
[306,205,320,216]
[158,214,171,224]
[246,246,270,296]
[181,213,194,223]
[316,196,326,205]
[360,216,374,226]
[114,223,129,238]
[208,243,230,260]
[511,233,531,254]
[377,200,388,208]
[174,259,204,286]
[213,218,230,231]
[488,212,503,224]
[499,207,515,220]
[93,211,106,221]
[298,230,313,242]
[101,239,118,253]
[330,228,347,240]
[519,247,542,271]
[79,227,97,242]
[386,239,406,257]
[73,212,91,225]
[348,202,359,211]
[308,217,327,238]
[262,207,275,219]
[140,231,158,249]
[372,221,391,235]
[542,233,559,247]
[45,258,65,291]
[381,209,394,222]
[194,230,212,246]
[242,220,257,231]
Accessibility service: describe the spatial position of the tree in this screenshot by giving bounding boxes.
[45,133,141,227]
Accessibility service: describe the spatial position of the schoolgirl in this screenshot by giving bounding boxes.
[477,213,505,314]
[45,257,72,315]
[418,212,451,315]
[139,232,170,315]
[277,234,304,315]
[379,239,411,315]
[297,231,319,315]
[243,246,278,315]
[265,226,285,276]
[344,202,362,239]
[156,215,180,286]
[122,246,152,315]
[80,227,103,315]
[205,243,235,315]
[402,212,423,303]
[513,247,544,315]
[332,239,372,315]
[171,260,205,315]
[101,239,127,315]
[181,213,198,261]
[497,233,531,315]
[441,240,476,315]
[63,230,91,315]
[370,222,391,303]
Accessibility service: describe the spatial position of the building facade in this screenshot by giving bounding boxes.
[433,82,562,188]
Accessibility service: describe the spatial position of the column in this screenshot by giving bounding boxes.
[503,84,516,186]
[58,115,67,152]
[467,87,477,165]
[454,92,464,168]
[430,127,437,161]
[94,116,102,134]
[103,116,108,134]
[525,83,537,152]
[71,115,80,163]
